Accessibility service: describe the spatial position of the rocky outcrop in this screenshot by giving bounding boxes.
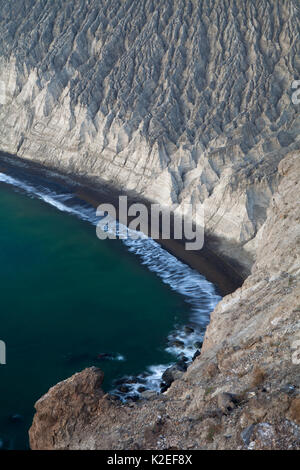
[29,151,300,450]
[29,367,105,450]
[0,0,299,275]
[1,0,297,451]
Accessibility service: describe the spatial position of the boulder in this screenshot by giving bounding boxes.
[217,392,240,413]
[29,367,105,450]
[184,326,194,335]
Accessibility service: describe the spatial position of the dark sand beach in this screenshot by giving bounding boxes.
[0,151,243,296]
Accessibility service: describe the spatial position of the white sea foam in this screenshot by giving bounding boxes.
[0,170,221,397]
[0,172,96,222]
[115,354,125,361]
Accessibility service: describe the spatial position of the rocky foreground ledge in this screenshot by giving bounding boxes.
[29,152,300,450]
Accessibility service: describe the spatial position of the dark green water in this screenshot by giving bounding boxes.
[0,159,222,450]
[0,182,192,449]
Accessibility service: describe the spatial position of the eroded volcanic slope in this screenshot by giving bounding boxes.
[0,0,300,450]
[0,0,299,273]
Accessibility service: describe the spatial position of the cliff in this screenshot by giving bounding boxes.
[1,0,299,449]
[29,151,300,450]
[0,0,299,275]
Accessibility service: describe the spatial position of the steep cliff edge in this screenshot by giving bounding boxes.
[0,0,299,275]
[29,151,300,450]
[1,0,299,449]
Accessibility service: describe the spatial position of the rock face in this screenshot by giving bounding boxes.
[0,0,299,275]
[29,152,300,450]
[1,0,299,451]
[29,367,105,450]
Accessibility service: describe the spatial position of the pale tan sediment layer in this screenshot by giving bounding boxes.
[0,0,299,277]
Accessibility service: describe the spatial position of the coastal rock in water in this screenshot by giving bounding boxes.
[192,350,201,361]
[170,340,185,349]
[184,326,194,335]
[9,414,23,423]
[161,365,185,388]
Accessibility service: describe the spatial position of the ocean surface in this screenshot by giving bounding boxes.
[0,161,221,449]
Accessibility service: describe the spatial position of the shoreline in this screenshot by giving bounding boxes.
[0,150,244,296]
[0,148,223,446]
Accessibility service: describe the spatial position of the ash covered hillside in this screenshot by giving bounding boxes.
[0,0,299,273]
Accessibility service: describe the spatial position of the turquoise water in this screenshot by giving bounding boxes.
[0,165,220,449]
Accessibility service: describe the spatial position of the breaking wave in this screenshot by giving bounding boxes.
[0,168,221,398]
